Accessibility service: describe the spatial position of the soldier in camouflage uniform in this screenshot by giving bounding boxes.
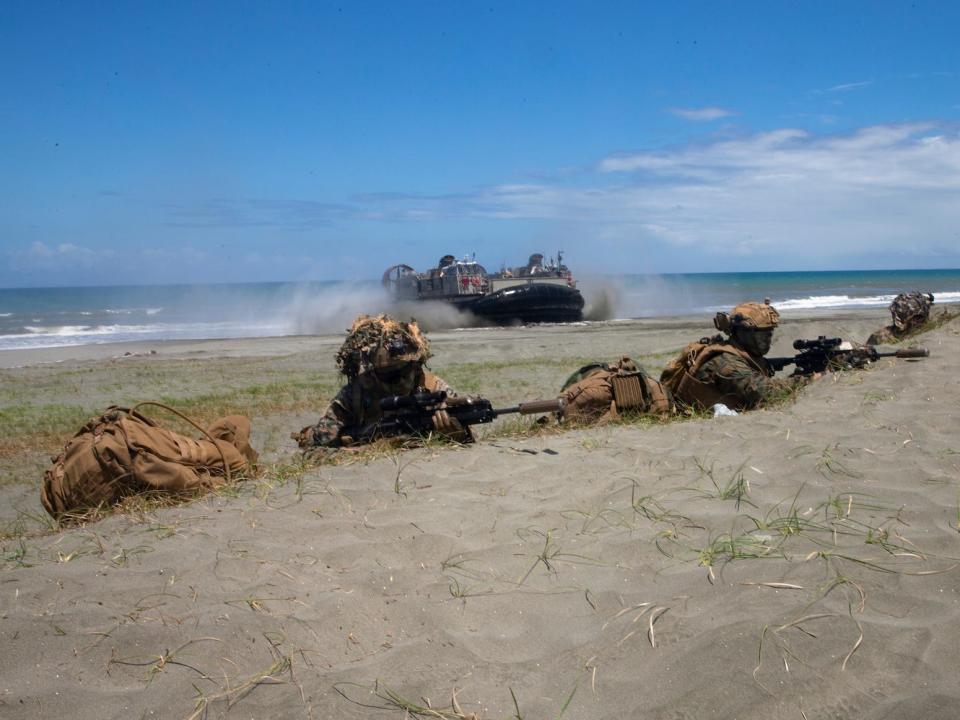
[660,300,809,412]
[295,314,469,451]
[866,292,934,345]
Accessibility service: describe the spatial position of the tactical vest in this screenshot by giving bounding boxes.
[660,337,770,411]
[560,357,674,422]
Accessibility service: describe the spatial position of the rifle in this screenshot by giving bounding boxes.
[768,336,929,375]
[351,391,564,443]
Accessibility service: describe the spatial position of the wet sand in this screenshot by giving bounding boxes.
[1,307,958,719]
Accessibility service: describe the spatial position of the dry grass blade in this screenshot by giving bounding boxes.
[334,680,478,719]
[841,610,864,672]
[109,637,221,682]
[753,625,769,682]
[187,654,291,720]
[509,687,523,720]
[822,576,866,613]
[647,606,668,648]
[602,602,650,630]
[905,563,959,576]
[777,613,835,632]
[741,582,805,590]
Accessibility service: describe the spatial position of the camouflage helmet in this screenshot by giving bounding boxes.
[714,300,780,333]
[890,291,934,332]
[335,314,431,377]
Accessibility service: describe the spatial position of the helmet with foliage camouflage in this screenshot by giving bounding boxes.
[714,300,780,334]
[890,291,934,332]
[335,314,431,377]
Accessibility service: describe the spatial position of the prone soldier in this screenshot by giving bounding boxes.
[295,314,469,452]
[660,300,810,412]
[866,292,935,345]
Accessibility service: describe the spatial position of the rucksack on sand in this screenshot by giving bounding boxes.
[41,403,258,521]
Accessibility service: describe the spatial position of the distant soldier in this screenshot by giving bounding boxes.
[660,300,809,412]
[866,292,935,345]
[295,314,469,451]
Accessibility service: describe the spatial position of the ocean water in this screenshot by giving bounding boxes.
[1,269,959,351]
[610,268,960,317]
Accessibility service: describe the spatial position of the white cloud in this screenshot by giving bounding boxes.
[29,241,97,260]
[666,106,734,121]
[366,122,960,269]
[105,121,960,276]
[825,80,873,93]
[30,241,52,257]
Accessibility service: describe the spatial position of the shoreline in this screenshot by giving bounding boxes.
[1,305,936,369]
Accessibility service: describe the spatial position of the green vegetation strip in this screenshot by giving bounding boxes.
[0,379,334,460]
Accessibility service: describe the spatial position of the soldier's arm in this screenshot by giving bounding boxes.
[422,374,475,442]
[425,374,460,397]
[704,354,803,408]
[866,326,896,346]
[299,385,356,448]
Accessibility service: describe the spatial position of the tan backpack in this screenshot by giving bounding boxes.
[41,404,258,521]
[560,357,674,422]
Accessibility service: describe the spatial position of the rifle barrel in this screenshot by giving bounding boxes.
[893,347,929,358]
[492,398,564,416]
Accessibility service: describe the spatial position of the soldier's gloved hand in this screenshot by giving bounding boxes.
[431,408,464,437]
[292,426,316,449]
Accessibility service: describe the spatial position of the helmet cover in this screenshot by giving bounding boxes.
[890,291,934,332]
[336,314,430,376]
[714,300,780,333]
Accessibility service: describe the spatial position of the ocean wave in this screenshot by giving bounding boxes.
[0,313,11,317]
[25,324,101,335]
[774,290,960,311]
[96,307,166,316]
[0,320,290,350]
[931,291,960,304]
[774,294,897,310]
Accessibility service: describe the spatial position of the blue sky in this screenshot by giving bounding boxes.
[2,1,959,287]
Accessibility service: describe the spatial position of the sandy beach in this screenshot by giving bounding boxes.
[1,306,958,719]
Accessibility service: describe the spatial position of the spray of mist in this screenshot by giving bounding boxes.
[279,273,709,336]
[577,274,708,319]
[281,282,485,336]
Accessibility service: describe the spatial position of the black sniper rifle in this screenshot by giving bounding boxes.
[358,391,563,441]
[768,336,929,375]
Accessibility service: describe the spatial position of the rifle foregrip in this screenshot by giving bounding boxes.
[895,347,929,358]
[517,398,565,415]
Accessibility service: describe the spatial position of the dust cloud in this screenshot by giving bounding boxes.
[281,275,698,336]
[281,283,482,335]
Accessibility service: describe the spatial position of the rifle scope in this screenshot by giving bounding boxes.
[792,336,842,351]
[380,391,447,411]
